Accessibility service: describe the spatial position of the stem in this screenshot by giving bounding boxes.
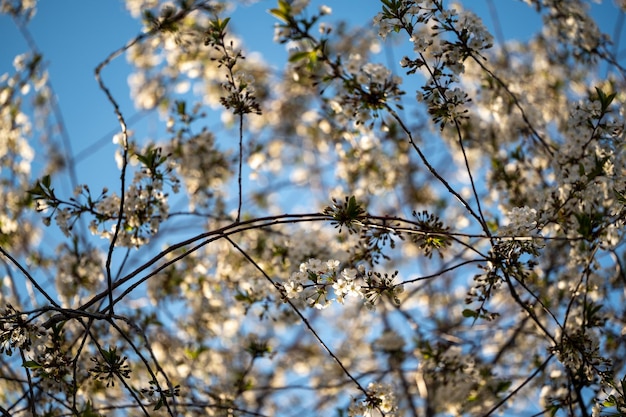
[224,235,373,401]
[481,354,554,417]
[93,3,207,315]
[95,35,145,316]
[19,349,36,417]
[237,113,243,222]
[0,245,59,308]
[387,108,487,229]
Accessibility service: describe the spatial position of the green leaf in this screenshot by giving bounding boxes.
[42,174,51,188]
[462,309,478,318]
[269,0,291,23]
[23,360,42,369]
[323,195,365,234]
[346,195,363,217]
[494,380,512,394]
[219,17,230,31]
[28,175,55,200]
[549,403,561,417]
[288,50,311,63]
[574,212,600,241]
[142,10,155,22]
[595,86,616,112]
[27,183,45,197]
[615,188,626,204]
[277,0,290,12]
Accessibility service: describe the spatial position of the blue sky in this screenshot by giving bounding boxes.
[1,0,624,218]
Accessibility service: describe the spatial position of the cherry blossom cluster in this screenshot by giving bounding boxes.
[529,0,606,62]
[377,1,494,129]
[31,142,180,247]
[204,16,263,117]
[164,129,232,210]
[327,58,404,126]
[24,326,74,394]
[282,258,361,309]
[99,145,179,246]
[0,52,48,255]
[55,243,105,306]
[348,382,398,417]
[282,258,403,310]
[500,206,539,236]
[272,0,404,127]
[0,305,44,356]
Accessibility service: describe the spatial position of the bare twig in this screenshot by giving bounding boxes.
[95,33,148,315]
[224,235,374,402]
[0,245,59,308]
[237,113,244,222]
[481,354,554,417]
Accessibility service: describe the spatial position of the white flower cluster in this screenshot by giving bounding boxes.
[0,52,49,255]
[282,258,403,310]
[454,8,494,54]
[348,382,398,417]
[375,1,492,57]
[501,206,539,235]
[90,174,171,247]
[333,131,405,198]
[82,145,180,247]
[541,0,605,58]
[31,344,72,393]
[55,244,105,306]
[0,322,32,354]
[373,0,433,40]
[128,72,166,110]
[0,0,37,19]
[0,306,44,356]
[124,0,158,18]
[289,0,310,15]
[283,258,361,309]
[327,57,402,125]
[164,131,232,210]
[377,1,495,130]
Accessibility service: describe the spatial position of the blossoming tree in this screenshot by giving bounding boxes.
[1,0,626,416]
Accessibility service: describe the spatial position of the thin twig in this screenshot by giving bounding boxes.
[19,349,35,416]
[468,55,554,155]
[0,245,59,308]
[400,259,484,285]
[223,235,373,400]
[502,269,557,345]
[109,319,177,417]
[92,3,207,315]
[481,353,554,417]
[95,33,148,315]
[81,214,326,313]
[452,117,490,235]
[237,113,244,222]
[387,108,487,229]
